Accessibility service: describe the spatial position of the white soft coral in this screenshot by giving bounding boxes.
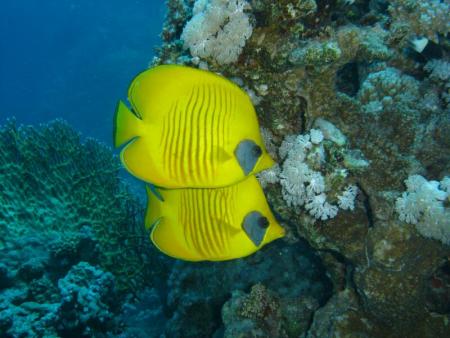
[181,0,253,64]
[338,185,358,211]
[278,129,358,221]
[396,175,450,245]
[305,193,338,221]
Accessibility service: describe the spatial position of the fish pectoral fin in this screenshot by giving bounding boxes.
[113,100,143,148]
[215,146,233,163]
[228,226,242,237]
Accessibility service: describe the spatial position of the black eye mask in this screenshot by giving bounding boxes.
[242,211,269,246]
[235,140,262,175]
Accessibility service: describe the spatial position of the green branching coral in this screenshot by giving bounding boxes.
[0,119,157,292]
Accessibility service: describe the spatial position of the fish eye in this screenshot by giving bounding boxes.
[252,145,262,157]
[258,216,269,229]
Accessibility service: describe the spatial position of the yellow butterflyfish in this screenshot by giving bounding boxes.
[145,175,285,261]
[113,65,274,188]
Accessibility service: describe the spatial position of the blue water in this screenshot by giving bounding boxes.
[0,0,165,144]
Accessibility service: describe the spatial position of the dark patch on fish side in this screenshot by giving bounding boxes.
[242,211,269,246]
[235,140,262,175]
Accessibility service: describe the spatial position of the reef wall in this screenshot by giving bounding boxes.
[154,0,450,337]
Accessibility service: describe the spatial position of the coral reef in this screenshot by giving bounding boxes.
[2,0,449,336]
[0,121,170,337]
[0,119,166,293]
[164,241,331,337]
[222,283,319,338]
[388,0,450,43]
[155,0,450,336]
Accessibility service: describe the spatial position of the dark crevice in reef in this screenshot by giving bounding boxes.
[369,0,389,15]
[336,62,360,97]
[425,260,450,314]
[304,248,359,336]
[299,96,308,132]
[320,248,356,291]
[358,183,374,228]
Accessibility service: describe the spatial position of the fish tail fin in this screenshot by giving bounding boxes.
[144,185,164,230]
[113,100,143,148]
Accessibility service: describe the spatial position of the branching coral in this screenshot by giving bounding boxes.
[0,120,155,292]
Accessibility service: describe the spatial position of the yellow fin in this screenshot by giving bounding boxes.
[144,185,162,230]
[120,138,154,183]
[150,218,203,261]
[216,146,233,163]
[113,100,143,148]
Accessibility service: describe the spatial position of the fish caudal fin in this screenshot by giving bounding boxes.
[113,100,143,148]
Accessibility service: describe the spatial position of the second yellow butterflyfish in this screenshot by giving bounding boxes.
[113,65,274,188]
[145,175,285,261]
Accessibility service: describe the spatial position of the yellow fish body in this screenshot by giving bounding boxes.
[145,176,285,261]
[114,65,274,188]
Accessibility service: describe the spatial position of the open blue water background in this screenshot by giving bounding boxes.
[0,0,165,144]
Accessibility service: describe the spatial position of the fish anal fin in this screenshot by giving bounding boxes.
[150,220,202,261]
[149,216,163,229]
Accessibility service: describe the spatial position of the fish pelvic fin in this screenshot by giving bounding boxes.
[113,100,143,148]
